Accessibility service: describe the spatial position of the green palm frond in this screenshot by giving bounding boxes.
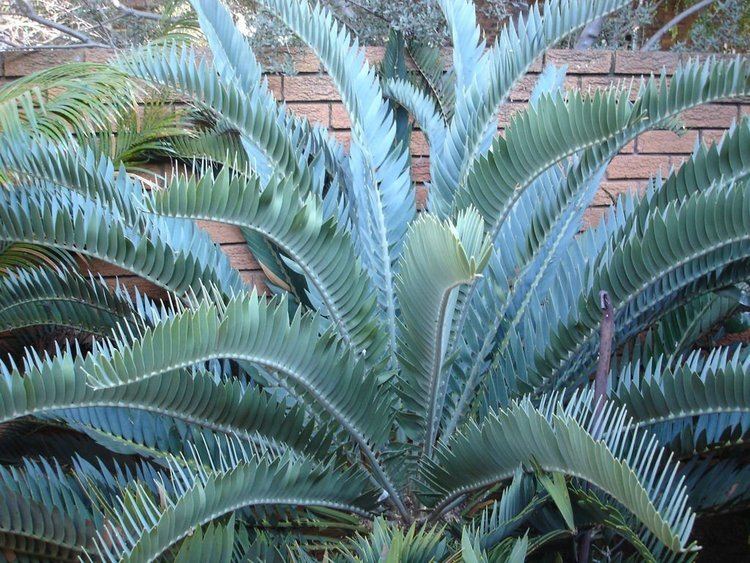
[0,242,77,277]
[0,266,139,337]
[503,57,750,329]
[536,179,750,393]
[429,0,629,213]
[423,393,696,553]
[406,42,455,119]
[0,63,139,141]
[505,109,750,395]
[466,468,541,551]
[171,516,236,563]
[619,292,737,366]
[522,57,750,280]
[615,115,750,248]
[169,127,252,172]
[84,103,187,168]
[681,455,750,515]
[570,486,680,562]
[117,41,309,190]
[0,132,142,223]
[84,292,389,429]
[0,346,334,461]
[345,517,449,562]
[89,451,378,562]
[612,346,750,433]
[0,132,245,296]
[0,458,102,560]
[440,0,485,99]
[455,88,638,238]
[254,0,415,367]
[145,167,383,360]
[1,0,749,558]
[0,185,243,296]
[383,78,447,151]
[77,292,402,506]
[396,210,491,457]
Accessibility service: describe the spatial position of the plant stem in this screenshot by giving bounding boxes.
[642,0,715,51]
[578,290,614,562]
[593,290,614,423]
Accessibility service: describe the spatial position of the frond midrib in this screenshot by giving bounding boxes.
[423,276,478,458]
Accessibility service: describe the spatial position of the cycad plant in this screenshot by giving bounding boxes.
[1,0,750,560]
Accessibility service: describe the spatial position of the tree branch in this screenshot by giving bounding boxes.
[13,0,108,47]
[110,0,163,22]
[641,0,715,51]
[575,16,604,49]
[1,43,110,50]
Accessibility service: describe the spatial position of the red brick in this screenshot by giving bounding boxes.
[509,74,579,101]
[256,47,319,73]
[497,102,526,127]
[741,104,750,117]
[240,271,270,293]
[221,243,260,270]
[701,129,728,146]
[415,184,428,210]
[364,46,386,65]
[607,155,671,180]
[545,49,612,74]
[411,158,430,182]
[410,131,430,156]
[84,48,115,64]
[404,47,448,71]
[283,75,340,101]
[196,222,245,244]
[671,155,689,169]
[620,140,635,154]
[88,260,132,278]
[581,206,607,229]
[130,163,168,186]
[331,130,351,150]
[579,75,641,100]
[637,130,698,154]
[680,104,738,128]
[330,103,351,129]
[614,51,681,75]
[509,75,537,101]
[287,102,329,126]
[527,54,544,73]
[288,48,321,73]
[265,76,282,98]
[105,275,167,299]
[3,50,85,77]
[592,181,643,206]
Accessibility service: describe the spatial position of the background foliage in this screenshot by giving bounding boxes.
[1,0,748,57]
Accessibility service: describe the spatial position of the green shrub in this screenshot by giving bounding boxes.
[0,0,749,560]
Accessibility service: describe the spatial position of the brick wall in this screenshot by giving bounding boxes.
[1,47,748,295]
